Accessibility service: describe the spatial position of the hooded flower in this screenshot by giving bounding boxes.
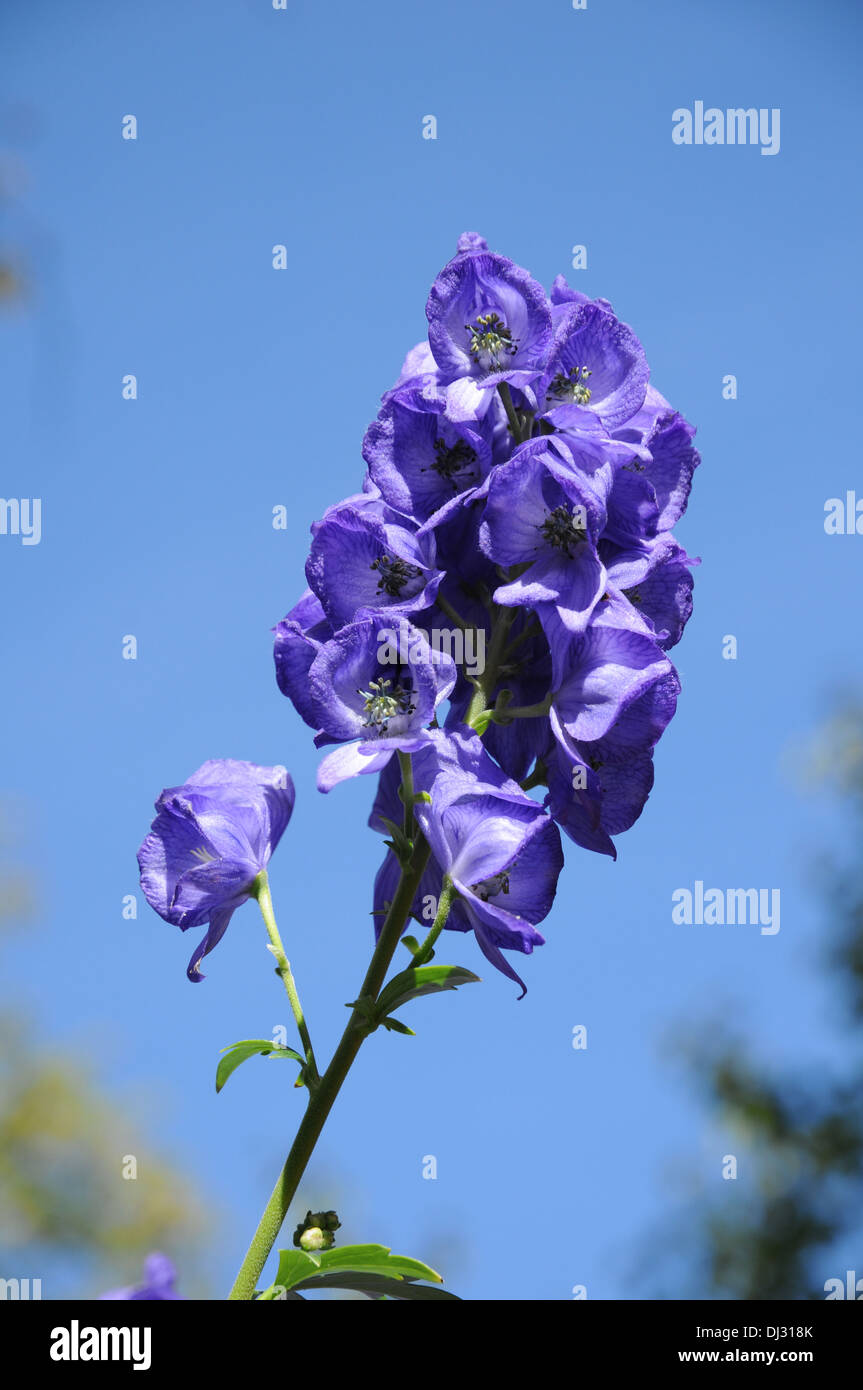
[273,589,334,729]
[305,497,444,631]
[537,298,649,432]
[545,664,680,857]
[612,387,701,532]
[426,243,553,421]
[479,435,611,632]
[602,534,697,649]
[308,615,457,790]
[363,388,494,523]
[373,731,564,995]
[138,759,295,981]
[101,1253,183,1301]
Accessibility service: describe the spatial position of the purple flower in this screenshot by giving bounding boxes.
[549,599,676,741]
[546,668,680,857]
[612,387,701,531]
[305,497,443,631]
[308,615,457,790]
[426,243,553,421]
[537,299,649,432]
[363,388,494,523]
[374,731,564,995]
[101,1253,183,1301]
[138,759,295,981]
[603,535,697,649]
[479,436,611,632]
[273,589,333,729]
[539,601,679,854]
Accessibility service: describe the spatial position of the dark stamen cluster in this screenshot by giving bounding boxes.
[428,436,478,491]
[540,505,588,556]
[370,553,422,597]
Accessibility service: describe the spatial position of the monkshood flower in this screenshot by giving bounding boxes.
[138,759,295,981]
[536,297,649,432]
[478,435,613,632]
[307,615,457,790]
[426,244,553,422]
[306,496,444,630]
[363,387,495,523]
[539,599,679,854]
[273,589,334,729]
[372,730,564,995]
[101,1253,183,1301]
[602,534,697,650]
[546,667,680,857]
[548,597,676,742]
[612,386,701,532]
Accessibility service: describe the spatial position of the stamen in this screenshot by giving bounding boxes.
[357,677,416,734]
[540,504,588,556]
[465,311,517,370]
[370,553,423,597]
[425,436,478,491]
[471,869,511,901]
[548,364,593,405]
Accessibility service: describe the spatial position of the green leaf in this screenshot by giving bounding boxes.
[376,965,481,1018]
[379,818,414,866]
[315,1245,444,1282]
[468,710,494,736]
[379,1016,415,1036]
[292,1272,459,1300]
[271,1248,322,1292]
[400,935,421,956]
[215,1039,304,1094]
[269,1243,450,1297]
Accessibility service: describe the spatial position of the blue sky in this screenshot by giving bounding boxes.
[1,0,862,1299]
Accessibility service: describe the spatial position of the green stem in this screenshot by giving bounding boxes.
[435,591,471,633]
[465,604,516,727]
[498,382,522,441]
[253,872,319,1085]
[494,696,553,721]
[227,824,431,1300]
[398,749,414,839]
[411,877,455,968]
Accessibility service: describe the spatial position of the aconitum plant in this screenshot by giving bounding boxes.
[137,233,699,1301]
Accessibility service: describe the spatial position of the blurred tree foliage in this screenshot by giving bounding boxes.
[650,701,863,1299]
[0,814,210,1297]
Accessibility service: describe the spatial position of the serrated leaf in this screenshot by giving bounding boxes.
[376,965,481,1018]
[215,1039,304,1094]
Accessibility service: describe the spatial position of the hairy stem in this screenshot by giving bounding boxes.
[228,781,431,1300]
[411,876,456,968]
[253,872,319,1085]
